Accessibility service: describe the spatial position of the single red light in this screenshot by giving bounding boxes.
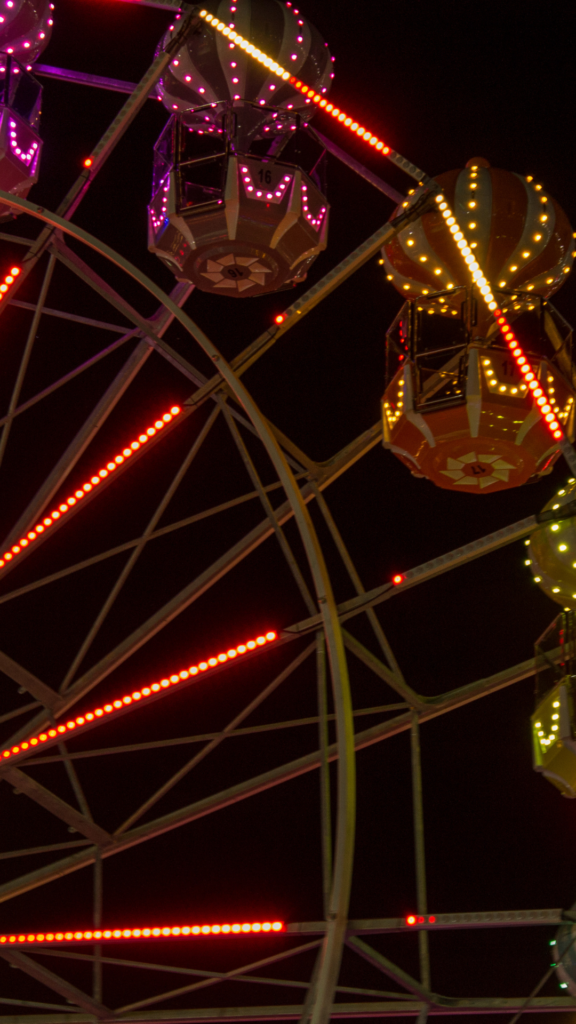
[406,915,416,925]
[274,314,285,325]
[392,574,404,585]
[417,916,424,924]
[83,157,93,168]
[429,915,436,923]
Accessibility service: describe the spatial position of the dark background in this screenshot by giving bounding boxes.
[0,0,576,1017]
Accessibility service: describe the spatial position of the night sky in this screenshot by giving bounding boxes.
[1,0,576,1018]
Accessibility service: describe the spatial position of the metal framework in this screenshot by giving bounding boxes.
[0,3,574,1023]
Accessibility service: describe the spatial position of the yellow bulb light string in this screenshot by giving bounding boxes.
[198,11,575,463]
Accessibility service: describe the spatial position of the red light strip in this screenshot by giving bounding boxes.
[431,193,562,440]
[198,12,391,155]
[0,265,21,302]
[0,921,284,945]
[406,915,436,926]
[0,631,277,762]
[495,313,562,439]
[0,405,182,572]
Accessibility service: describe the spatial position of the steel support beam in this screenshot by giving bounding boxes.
[59,405,220,691]
[0,329,138,432]
[306,128,403,204]
[347,936,432,1003]
[0,338,151,559]
[0,651,63,712]
[285,514,539,639]
[0,997,575,1022]
[2,767,114,846]
[7,298,129,332]
[113,642,315,835]
[0,950,110,1017]
[341,629,423,708]
[0,649,535,905]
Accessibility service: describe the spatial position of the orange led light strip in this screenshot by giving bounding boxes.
[198,11,391,155]
[1,631,277,763]
[0,921,284,945]
[0,405,182,571]
[0,265,21,301]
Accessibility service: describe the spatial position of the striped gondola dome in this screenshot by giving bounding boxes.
[0,0,54,65]
[381,159,575,335]
[157,0,333,143]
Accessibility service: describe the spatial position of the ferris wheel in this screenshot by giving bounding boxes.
[2,2,576,1024]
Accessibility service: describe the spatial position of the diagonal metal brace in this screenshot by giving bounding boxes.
[346,935,436,1004]
[0,949,111,1017]
[0,650,64,713]
[2,767,114,847]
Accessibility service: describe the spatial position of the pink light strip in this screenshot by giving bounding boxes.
[0,631,278,762]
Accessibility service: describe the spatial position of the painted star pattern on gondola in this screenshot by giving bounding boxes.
[439,451,516,489]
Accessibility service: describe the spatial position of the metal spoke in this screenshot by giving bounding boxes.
[93,848,103,1003]
[0,997,78,1011]
[346,936,433,1003]
[0,328,137,431]
[7,298,128,332]
[341,629,424,708]
[59,406,220,691]
[223,403,317,616]
[306,126,403,204]
[0,254,56,471]
[115,940,324,1013]
[51,239,207,388]
[0,475,309,608]
[23,703,409,766]
[410,712,430,991]
[0,701,41,726]
[58,741,93,821]
[317,632,332,919]
[0,338,151,561]
[2,766,113,846]
[0,649,63,712]
[311,485,406,684]
[113,641,316,835]
[0,949,110,1016]
[0,649,533,905]
[0,840,91,861]
[31,944,417,1001]
[0,277,192,578]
